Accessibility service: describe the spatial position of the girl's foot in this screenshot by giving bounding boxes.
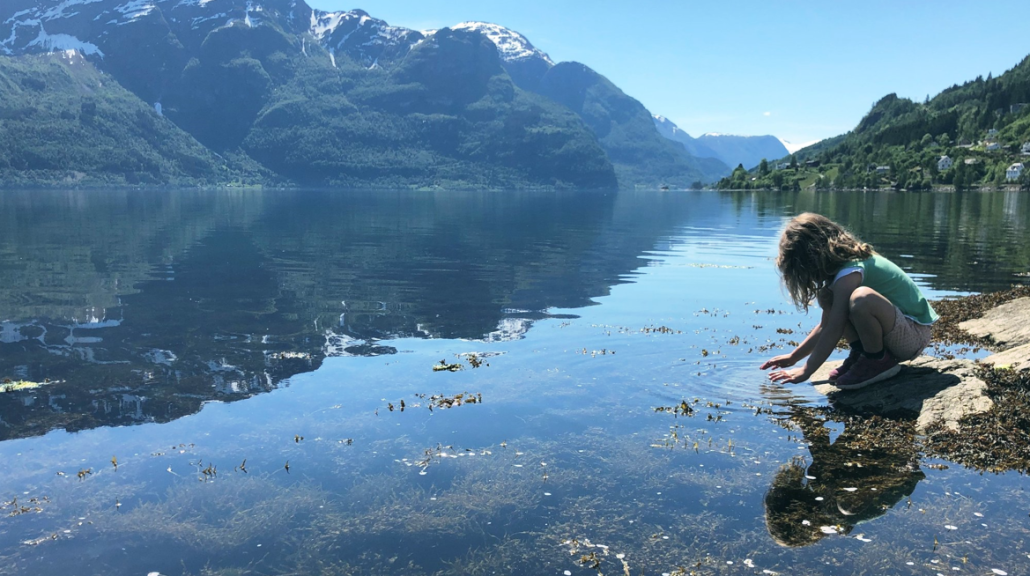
[828,347,863,382]
[835,351,901,390]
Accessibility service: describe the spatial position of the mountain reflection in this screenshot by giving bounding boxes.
[732,189,1030,294]
[0,189,700,441]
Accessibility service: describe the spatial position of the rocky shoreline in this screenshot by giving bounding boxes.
[807,286,1030,473]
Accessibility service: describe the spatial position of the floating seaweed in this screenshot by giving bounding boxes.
[433,359,463,372]
[653,400,695,417]
[5,495,50,517]
[641,325,681,334]
[427,392,481,409]
[457,352,498,368]
[0,378,60,393]
[923,364,1030,473]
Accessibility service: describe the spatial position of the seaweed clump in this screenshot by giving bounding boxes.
[0,378,56,393]
[923,364,1030,473]
[930,285,1030,349]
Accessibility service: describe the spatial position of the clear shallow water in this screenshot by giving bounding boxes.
[0,190,1029,575]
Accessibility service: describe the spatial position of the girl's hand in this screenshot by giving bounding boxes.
[760,354,797,370]
[767,367,811,384]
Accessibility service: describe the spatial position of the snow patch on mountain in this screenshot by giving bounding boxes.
[27,26,104,57]
[778,138,819,154]
[653,115,691,138]
[309,11,347,40]
[309,10,410,45]
[190,12,226,29]
[308,9,421,66]
[115,0,155,23]
[451,21,552,64]
[39,0,106,22]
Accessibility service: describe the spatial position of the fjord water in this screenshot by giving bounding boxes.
[1,189,1028,576]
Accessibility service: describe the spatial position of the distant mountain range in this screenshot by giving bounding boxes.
[0,0,738,189]
[652,115,789,170]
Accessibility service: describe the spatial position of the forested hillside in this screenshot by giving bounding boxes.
[0,53,263,186]
[719,55,1030,191]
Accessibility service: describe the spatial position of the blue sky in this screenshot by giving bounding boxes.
[309,1,1030,146]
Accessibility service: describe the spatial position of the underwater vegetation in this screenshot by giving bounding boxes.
[3,188,1030,575]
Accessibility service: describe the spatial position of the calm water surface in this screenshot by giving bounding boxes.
[0,190,1028,575]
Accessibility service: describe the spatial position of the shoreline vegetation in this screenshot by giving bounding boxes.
[718,55,1030,193]
[715,163,1030,193]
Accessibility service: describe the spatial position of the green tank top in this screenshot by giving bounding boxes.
[833,254,939,325]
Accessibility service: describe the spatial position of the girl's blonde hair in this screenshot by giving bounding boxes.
[776,213,873,311]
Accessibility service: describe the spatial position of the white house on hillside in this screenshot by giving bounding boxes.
[1008,163,1025,181]
[986,141,1001,151]
[1022,142,1030,155]
[937,155,953,171]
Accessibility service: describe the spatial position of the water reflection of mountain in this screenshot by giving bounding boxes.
[734,190,1030,294]
[0,189,712,441]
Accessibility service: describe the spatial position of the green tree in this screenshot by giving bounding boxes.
[759,158,769,176]
[789,154,798,170]
[936,133,951,147]
[954,168,968,191]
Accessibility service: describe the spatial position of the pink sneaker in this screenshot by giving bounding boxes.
[828,347,862,382]
[834,351,901,390]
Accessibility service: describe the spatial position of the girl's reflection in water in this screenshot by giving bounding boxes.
[763,403,925,547]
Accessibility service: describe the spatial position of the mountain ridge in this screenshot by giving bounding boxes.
[0,0,729,188]
[652,115,789,171]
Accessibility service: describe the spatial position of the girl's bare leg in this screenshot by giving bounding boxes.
[818,289,860,344]
[847,287,897,353]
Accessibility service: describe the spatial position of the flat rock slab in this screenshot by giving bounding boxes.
[981,342,1030,371]
[959,297,1030,348]
[810,356,993,432]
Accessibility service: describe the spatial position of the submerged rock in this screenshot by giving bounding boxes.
[810,357,992,432]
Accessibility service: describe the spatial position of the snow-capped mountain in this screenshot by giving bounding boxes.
[0,1,552,70]
[2,0,305,55]
[309,8,424,68]
[451,22,551,65]
[0,0,729,188]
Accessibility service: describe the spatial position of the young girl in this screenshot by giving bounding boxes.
[760,213,938,390]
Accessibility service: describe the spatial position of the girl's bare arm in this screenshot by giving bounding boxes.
[768,275,861,383]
